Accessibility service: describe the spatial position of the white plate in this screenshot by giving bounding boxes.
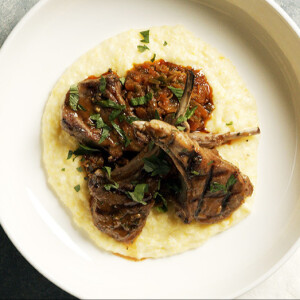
[0,0,299,298]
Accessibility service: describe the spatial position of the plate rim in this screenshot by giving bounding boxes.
[0,0,300,298]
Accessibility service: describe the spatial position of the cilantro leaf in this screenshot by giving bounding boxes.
[168,86,184,101]
[99,76,106,93]
[137,45,150,52]
[127,184,148,205]
[130,92,153,106]
[69,84,79,111]
[140,30,150,43]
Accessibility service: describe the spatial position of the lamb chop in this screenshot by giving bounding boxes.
[61,70,147,159]
[133,120,254,224]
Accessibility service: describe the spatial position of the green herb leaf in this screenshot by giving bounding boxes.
[191,170,200,175]
[207,160,214,166]
[109,110,122,121]
[154,110,160,120]
[61,168,65,171]
[102,166,112,179]
[119,77,126,85]
[177,126,186,131]
[210,182,226,193]
[99,127,110,144]
[97,99,126,110]
[163,41,168,46]
[151,53,156,62]
[168,86,184,100]
[137,45,150,52]
[140,30,150,43]
[111,121,131,147]
[67,150,73,160]
[104,182,119,191]
[143,155,170,176]
[74,185,80,192]
[76,166,83,172]
[73,144,100,156]
[69,84,79,111]
[148,140,155,151]
[226,174,237,190]
[125,116,140,124]
[175,106,197,125]
[78,104,86,111]
[130,92,153,106]
[226,121,233,126]
[127,184,148,205]
[90,114,106,129]
[99,76,106,93]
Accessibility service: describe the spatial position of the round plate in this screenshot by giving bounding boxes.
[0,0,299,298]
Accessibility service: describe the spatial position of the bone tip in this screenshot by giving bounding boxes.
[132,120,147,131]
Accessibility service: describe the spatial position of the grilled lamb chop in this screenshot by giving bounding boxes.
[61,70,146,159]
[133,120,253,224]
[82,153,157,243]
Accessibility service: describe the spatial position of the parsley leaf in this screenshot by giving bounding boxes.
[143,155,170,176]
[127,184,148,205]
[119,77,126,85]
[61,168,65,171]
[175,106,197,125]
[90,114,106,129]
[67,150,73,160]
[99,127,110,144]
[191,170,200,175]
[226,121,233,126]
[154,192,168,212]
[125,116,140,124]
[151,53,156,62]
[74,185,80,192]
[97,99,126,110]
[99,76,106,93]
[111,121,131,147]
[168,86,184,101]
[76,166,83,172]
[69,84,79,111]
[210,175,237,193]
[102,166,112,179]
[130,92,153,106]
[137,45,150,52]
[73,144,100,156]
[104,182,119,191]
[154,110,160,120]
[78,104,86,111]
[207,160,214,166]
[140,30,150,43]
[109,110,122,121]
[163,41,168,46]
[177,126,186,131]
[226,174,237,190]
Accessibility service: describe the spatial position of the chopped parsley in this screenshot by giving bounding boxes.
[148,140,155,151]
[99,127,110,144]
[124,116,140,124]
[140,30,150,43]
[111,121,131,147]
[175,106,197,125]
[78,104,86,111]
[104,182,119,191]
[154,110,160,120]
[127,183,149,205]
[130,92,153,106]
[210,174,237,193]
[67,150,73,160]
[99,76,106,93]
[69,84,79,111]
[163,41,168,46]
[177,126,186,131]
[102,166,111,179]
[151,53,156,62]
[97,99,126,110]
[109,109,122,121]
[226,121,233,126]
[143,154,170,176]
[73,144,100,156]
[207,160,214,166]
[191,170,200,176]
[74,185,80,192]
[61,168,65,171]
[137,45,150,52]
[76,166,83,172]
[168,86,184,101]
[119,77,126,85]
[90,114,106,129]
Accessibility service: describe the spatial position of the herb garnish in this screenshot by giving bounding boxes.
[175,106,197,125]
[148,140,155,151]
[119,77,126,85]
[125,116,140,124]
[154,110,160,120]
[102,166,112,179]
[127,184,149,205]
[104,182,119,191]
[168,86,184,101]
[109,110,122,121]
[99,76,106,93]
[130,92,153,106]
[226,121,233,126]
[210,174,237,193]
[191,170,200,176]
[137,45,150,52]
[111,121,131,147]
[61,168,65,171]
[90,114,107,129]
[177,126,185,131]
[143,155,170,176]
[69,84,79,111]
[67,150,73,160]
[73,144,100,156]
[76,166,83,172]
[74,185,80,192]
[99,128,110,144]
[97,99,126,110]
[78,104,86,111]
[163,41,168,46]
[151,53,156,62]
[207,160,214,166]
[140,30,150,43]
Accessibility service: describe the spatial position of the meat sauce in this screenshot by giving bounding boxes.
[124,59,214,131]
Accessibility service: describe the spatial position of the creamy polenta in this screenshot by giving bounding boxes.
[42,25,259,259]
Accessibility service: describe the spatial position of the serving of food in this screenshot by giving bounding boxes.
[42,25,260,259]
